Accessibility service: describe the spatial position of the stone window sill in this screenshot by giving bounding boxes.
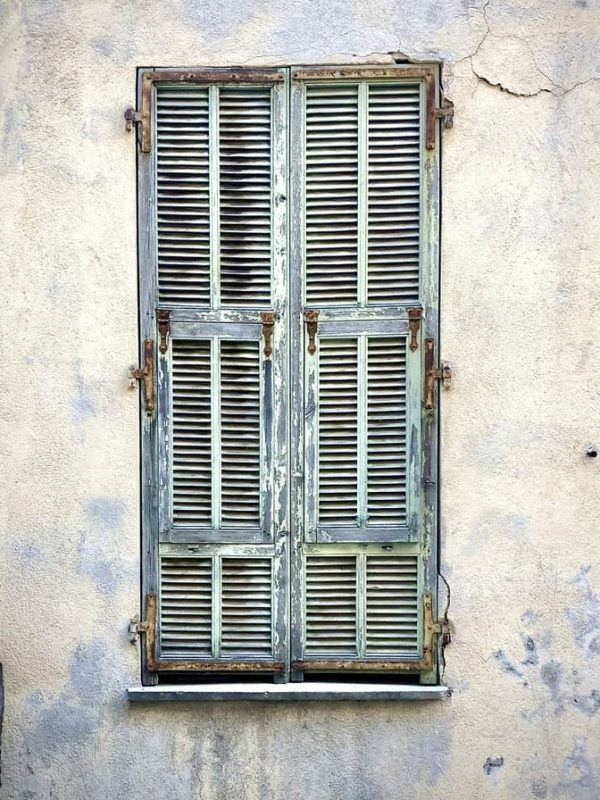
[127,682,451,702]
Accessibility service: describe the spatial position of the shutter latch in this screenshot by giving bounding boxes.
[129,338,155,415]
[408,307,422,352]
[156,309,171,354]
[261,312,275,358]
[424,337,452,412]
[304,310,319,355]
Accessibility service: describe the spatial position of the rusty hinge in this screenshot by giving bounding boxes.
[156,309,171,354]
[424,337,452,412]
[432,98,454,130]
[129,338,155,415]
[408,307,422,352]
[261,312,275,358]
[124,107,143,132]
[128,615,150,644]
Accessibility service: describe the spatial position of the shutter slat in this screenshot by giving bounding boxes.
[157,86,210,305]
[160,557,212,655]
[318,338,358,524]
[172,340,212,526]
[367,337,407,525]
[305,556,357,654]
[305,86,359,305]
[219,88,272,308]
[366,556,419,654]
[220,340,261,525]
[367,84,421,304]
[221,558,273,654]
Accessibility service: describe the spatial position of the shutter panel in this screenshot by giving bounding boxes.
[143,71,288,675]
[291,69,437,674]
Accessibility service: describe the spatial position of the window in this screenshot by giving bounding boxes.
[135,65,441,686]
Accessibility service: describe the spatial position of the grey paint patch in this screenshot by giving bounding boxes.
[531,777,548,798]
[495,649,527,683]
[86,497,126,529]
[26,641,108,762]
[521,609,539,626]
[72,373,95,424]
[559,738,598,799]
[522,635,539,666]
[483,757,504,775]
[10,542,42,565]
[568,566,600,658]
[182,0,256,38]
[573,689,600,717]
[540,660,564,711]
[78,498,129,593]
[77,531,125,595]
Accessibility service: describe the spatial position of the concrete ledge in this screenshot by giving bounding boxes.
[127,682,452,702]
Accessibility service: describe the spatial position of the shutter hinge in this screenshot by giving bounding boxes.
[423,592,452,651]
[432,98,454,130]
[424,337,452,412]
[129,338,155,415]
[128,615,150,644]
[124,107,143,132]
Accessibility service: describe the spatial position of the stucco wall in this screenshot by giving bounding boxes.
[1,1,600,798]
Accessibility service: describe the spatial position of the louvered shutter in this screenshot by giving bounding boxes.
[290,69,438,674]
[140,71,288,676]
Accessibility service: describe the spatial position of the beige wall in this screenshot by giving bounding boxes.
[1,1,600,797]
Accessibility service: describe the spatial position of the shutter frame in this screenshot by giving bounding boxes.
[139,65,441,683]
[289,66,440,678]
[139,69,289,679]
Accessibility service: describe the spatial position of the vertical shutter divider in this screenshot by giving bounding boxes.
[209,85,221,310]
[357,82,368,307]
[356,553,367,657]
[211,555,222,658]
[210,336,222,528]
[357,334,368,527]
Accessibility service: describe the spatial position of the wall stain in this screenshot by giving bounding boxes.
[86,497,126,529]
[531,776,548,798]
[540,660,565,712]
[483,757,504,775]
[558,738,598,799]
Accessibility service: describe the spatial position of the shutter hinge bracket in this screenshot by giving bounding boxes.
[129,338,155,415]
[432,98,455,130]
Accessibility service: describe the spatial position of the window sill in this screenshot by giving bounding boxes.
[127,682,452,702]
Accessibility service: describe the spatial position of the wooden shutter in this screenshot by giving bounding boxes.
[289,68,439,677]
[139,70,288,677]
